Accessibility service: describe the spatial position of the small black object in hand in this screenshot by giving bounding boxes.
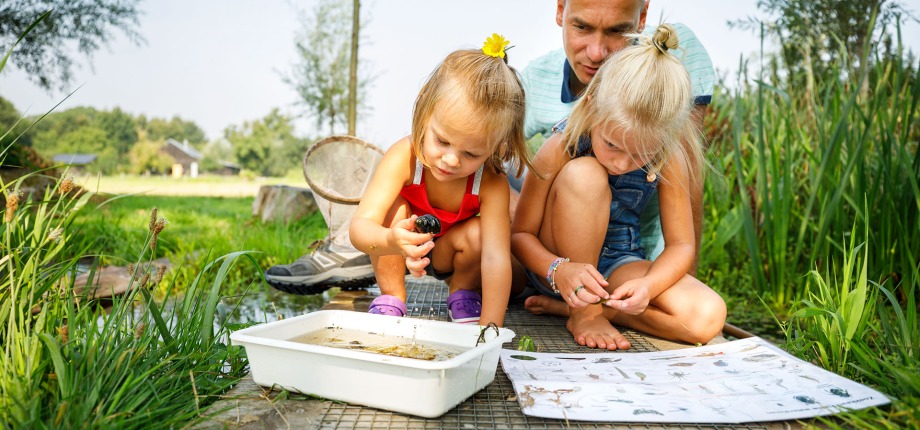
[414,214,441,235]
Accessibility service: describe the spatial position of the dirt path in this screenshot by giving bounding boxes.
[76,175,305,197]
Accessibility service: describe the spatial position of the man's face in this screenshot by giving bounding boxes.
[557,0,648,94]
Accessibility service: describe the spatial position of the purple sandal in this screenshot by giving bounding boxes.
[447,290,482,324]
[367,295,407,317]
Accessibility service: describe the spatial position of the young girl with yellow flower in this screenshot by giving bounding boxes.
[349,34,533,327]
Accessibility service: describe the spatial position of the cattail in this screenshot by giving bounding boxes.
[58,326,69,343]
[4,192,20,223]
[149,208,158,232]
[127,263,136,277]
[59,176,74,195]
[138,273,150,289]
[150,218,168,251]
[154,265,167,285]
[134,322,146,339]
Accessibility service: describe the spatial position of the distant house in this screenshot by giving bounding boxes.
[160,139,202,178]
[52,153,97,173]
[215,160,242,176]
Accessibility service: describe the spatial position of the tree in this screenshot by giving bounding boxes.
[732,0,917,93]
[285,0,373,135]
[128,138,172,175]
[27,106,138,173]
[140,115,207,144]
[0,1,144,91]
[224,109,309,177]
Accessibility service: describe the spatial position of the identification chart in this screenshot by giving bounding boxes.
[500,337,889,423]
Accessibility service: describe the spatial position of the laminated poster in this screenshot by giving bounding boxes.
[500,337,889,423]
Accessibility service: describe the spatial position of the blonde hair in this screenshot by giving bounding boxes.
[561,23,702,182]
[411,49,533,177]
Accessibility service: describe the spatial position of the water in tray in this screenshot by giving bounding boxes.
[289,327,465,361]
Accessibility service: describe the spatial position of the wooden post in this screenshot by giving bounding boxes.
[347,0,360,135]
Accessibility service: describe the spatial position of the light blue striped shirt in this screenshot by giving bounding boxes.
[522,23,715,140]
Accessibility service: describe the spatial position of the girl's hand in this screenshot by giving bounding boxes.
[405,254,430,277]
[561,262,609,309]
[602,278,651,315]
[391,216,434,277]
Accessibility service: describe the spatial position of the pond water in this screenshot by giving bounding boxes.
[217,286,336,325]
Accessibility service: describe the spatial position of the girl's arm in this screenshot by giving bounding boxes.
[476,168,512,327]
[605,153,695,313]
[510,134,609,300]
[350,138,432,259]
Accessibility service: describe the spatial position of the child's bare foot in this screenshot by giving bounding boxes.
[567,308,631,350]
[524,295,569,316]
[525,295,631,350]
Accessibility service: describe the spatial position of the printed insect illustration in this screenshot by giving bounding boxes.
[414,214,442,234]
[669,371,689,381]
[743,353,779,362]
[794,395,816,404]
[828,387,850,398]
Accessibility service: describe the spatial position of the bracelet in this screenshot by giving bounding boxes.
[546,257,569,294]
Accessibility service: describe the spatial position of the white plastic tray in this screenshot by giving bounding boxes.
[230,310,515,418]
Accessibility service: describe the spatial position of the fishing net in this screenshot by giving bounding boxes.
[303,135,384,248]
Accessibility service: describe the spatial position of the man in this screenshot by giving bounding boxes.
[514,0,722,350]
[267,0,714,296]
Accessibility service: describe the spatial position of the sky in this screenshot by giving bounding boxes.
[2,1,919,149]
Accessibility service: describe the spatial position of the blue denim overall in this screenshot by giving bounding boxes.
[523,119,659,298]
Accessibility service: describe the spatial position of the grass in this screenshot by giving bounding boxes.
[71,193,328,294]
[0,173,258,428]
[697,21,920,427]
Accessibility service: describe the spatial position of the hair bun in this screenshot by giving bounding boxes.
[652,24,679,52]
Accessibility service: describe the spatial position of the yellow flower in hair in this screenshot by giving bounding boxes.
[482,33,510,58]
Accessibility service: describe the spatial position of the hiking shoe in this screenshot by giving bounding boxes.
[265,239,376,295]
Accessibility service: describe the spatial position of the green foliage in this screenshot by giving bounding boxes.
[699,16,919,429]
[0,172,259,428]
[224,108,310,177]
[139,115,207,145]
[707,33,920,308]
[0,2,144,91]
[127,139,172,174]
[72,194,328,291]
[28,106,133,173]
[782,217,876,376]
[286,0,374,134]
[517,335,536,352]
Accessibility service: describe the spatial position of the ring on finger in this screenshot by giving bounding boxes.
[568,291,577,301]
[573,285,585,296]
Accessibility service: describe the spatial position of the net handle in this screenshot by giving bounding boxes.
[302,135,384,205]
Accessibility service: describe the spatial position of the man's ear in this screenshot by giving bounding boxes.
[556,0,566,27]
[637,0,650,33]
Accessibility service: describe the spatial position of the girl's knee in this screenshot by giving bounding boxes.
[690,292,727,344]
[556,158,609,198]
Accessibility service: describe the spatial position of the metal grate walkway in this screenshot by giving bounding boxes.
[306,278,784,430]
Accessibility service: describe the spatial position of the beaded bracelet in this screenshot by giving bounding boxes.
[546,257,569,294]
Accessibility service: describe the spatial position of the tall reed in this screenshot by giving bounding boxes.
[0,172,254,428]
[710,29,919,309]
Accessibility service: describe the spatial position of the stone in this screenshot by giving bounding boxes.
[252,185,317,223]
